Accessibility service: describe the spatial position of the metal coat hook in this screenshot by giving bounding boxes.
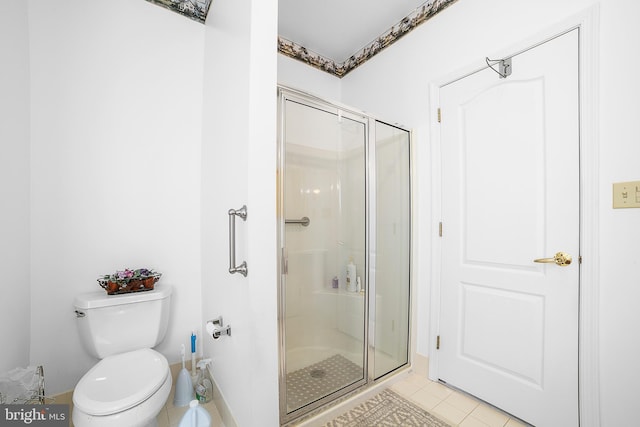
[486,57,512,79]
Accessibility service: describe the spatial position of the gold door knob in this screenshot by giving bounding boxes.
[534,252,572,267]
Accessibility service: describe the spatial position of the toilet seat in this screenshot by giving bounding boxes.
[73,348,169,416]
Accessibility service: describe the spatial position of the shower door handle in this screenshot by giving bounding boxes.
[228,205,248,276]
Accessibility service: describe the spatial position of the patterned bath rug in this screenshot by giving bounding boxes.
[323,388,452,427]
[287,354,363,411]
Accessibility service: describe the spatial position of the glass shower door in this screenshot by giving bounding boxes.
[372,121,411,379]
[281,98,367,416]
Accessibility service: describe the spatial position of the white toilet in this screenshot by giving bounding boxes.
[72,287,173,427]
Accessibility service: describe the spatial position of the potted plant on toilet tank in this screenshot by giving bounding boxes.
[97,268,162,295]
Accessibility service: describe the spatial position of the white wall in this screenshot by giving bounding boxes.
[201,0,279,425]
[27,0,205,393]
[278,54,342,102]
[12,1,281,423]
[0,0,31,374]
[596,1,640,424]
[339,0,640,425]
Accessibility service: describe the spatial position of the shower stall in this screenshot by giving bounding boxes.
[277,87,411,423]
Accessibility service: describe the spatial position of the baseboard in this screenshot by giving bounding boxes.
[207,365,238,427]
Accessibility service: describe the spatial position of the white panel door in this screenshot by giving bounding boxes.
[438,30,579,427]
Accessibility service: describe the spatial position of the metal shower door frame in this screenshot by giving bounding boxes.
[276,86,411,425]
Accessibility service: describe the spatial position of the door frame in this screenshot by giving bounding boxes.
[428,6,600,427]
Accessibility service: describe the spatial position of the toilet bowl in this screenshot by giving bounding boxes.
[72,287,173,427]
[72,349,172,427]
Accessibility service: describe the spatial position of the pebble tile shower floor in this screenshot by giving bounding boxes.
[286,354,363,412]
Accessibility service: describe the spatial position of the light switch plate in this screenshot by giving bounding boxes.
[612,181,640,208]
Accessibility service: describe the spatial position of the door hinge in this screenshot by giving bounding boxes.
[436,335,441,350]
[437,108,441,123]
[439,222,443,237]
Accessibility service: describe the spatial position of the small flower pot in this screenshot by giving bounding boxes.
[98,270,161,295]
[143,277,155,289]
[106,282,119,294]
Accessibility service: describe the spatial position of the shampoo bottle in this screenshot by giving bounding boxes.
[346,259,357,292]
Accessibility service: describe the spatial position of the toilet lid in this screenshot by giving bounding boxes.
[73,348,169,416]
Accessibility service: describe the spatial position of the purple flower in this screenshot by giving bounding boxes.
[116,269,134,279]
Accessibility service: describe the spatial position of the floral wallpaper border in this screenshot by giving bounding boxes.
[278,0,460,78]
[146,0,212,24]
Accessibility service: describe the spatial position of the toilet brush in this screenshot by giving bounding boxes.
[174,344,195,407]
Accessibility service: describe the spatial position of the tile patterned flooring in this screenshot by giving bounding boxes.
[385,374,529,427]
[157,368,529,427]
[294,372,531,427]
[59,359,528,426]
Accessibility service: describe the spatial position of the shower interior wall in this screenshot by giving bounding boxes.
[279,61,417,380]
[285,123,409,372]
[283,104,366,369]
[277,63,412,374]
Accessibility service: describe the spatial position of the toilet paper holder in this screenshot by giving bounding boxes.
[207,316,231,339]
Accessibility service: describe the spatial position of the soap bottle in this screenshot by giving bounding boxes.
[346,258,357,292]
[195,359,213,404]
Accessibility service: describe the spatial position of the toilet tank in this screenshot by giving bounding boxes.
[73,286,172,359]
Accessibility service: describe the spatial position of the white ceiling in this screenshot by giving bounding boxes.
[278,0,429,64]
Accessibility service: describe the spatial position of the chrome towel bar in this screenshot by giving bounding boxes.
[285,216,310,227]
[228,205,248,276]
